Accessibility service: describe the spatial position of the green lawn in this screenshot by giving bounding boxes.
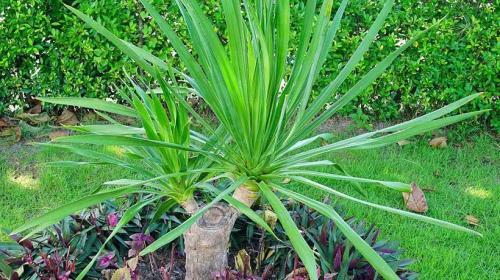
[0,133,498,279]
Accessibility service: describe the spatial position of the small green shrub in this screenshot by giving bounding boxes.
[0,0,497,130]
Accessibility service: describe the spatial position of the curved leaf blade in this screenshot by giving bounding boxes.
[37,97,137,118]
[291,176,482,236]
[259,183,318,280]
[13,187,141,235]
[274,185,399,280]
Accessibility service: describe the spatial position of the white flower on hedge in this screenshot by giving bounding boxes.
[396,38,407,47]
[8,105,20,113]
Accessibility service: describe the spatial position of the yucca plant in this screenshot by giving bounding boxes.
[11,76,277,279]
[12,0,487,279]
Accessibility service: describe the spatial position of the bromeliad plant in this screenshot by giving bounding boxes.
[12,0,486,279]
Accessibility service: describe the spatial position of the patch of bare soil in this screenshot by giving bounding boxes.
[317,117,355,134]
[133,249,185,280]
[317,116,395,135]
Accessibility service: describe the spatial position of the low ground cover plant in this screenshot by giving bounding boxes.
[2,0,487,279]
[0,195,185,279]
[0,197,416,280]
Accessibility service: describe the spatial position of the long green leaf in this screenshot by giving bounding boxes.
[305,0,395,120]
[278,171,411,192]
[274,185,399,280]
[38,97,137,117]
[53,135,198,153]
[13,187,141,235]
[259,183,318,280]
[66,124,145,135]
[291,176,482,236]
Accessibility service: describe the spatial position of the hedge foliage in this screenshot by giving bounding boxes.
[1,0,497,130]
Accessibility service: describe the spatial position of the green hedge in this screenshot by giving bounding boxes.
[1,0,497,130]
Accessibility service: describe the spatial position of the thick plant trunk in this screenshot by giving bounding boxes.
[183,203,237,279]
[182,185,258,280]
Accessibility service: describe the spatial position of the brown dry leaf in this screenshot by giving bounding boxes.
[429,136,447,148]
[402,182,428,213]
[397,140,411,146]
[0,117,11,127]
[26,104,42,114]
[25,96,41,107]
[49,130,70,140]
[126,256,139,271]
[57,110,79,125]
[16,112,52,125]
[284,267,308,280]
[324,273,338,280]
[82,111,99,122]
[465,215,479,226]
[263,210,278,230]
[235,249,252,275]
[0,126,21,144]
[111,268,131,280]
[114,115,135,125]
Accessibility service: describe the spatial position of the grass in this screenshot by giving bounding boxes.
[0,144,132,239]
[0,132,498,279]
[292,132,499,279]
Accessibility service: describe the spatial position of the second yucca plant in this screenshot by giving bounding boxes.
[14,0,486,279]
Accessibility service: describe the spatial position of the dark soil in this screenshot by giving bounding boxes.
[137,248,186,280]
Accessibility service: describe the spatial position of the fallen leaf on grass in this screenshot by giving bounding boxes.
[49,130,70,140]
[429,136,447,148]
[56,110,79,125]
[397,140,411,146]
[402,182,428,213]
[465,215,479,226]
